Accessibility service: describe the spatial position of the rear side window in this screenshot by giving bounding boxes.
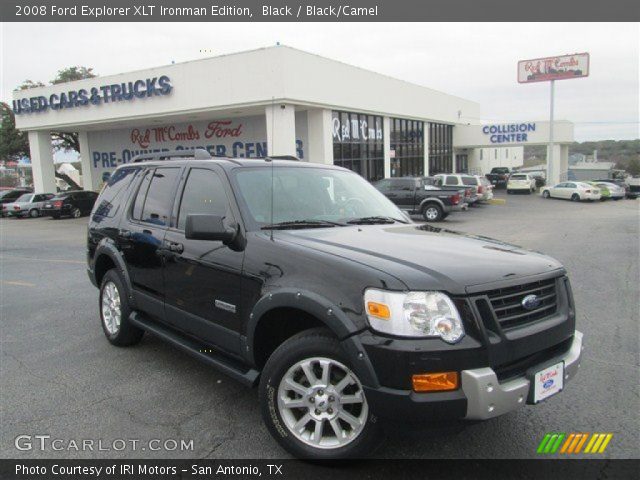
[461,176,477,185]
[133,167,180,226]
[445,176,458,185]
[511,174,527,180]
[94,167,140,218]
[177,168,230,231]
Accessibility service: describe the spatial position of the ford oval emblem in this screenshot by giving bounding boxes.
[522,294,541,310]
[543,379,554,389]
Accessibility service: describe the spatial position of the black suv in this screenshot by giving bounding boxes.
[87,150,583,459]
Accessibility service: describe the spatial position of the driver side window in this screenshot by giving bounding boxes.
[177,168,230,231]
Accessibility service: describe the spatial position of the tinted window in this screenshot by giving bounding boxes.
[511,175,527,180]
[567,183,576,188]
[373,179,391,192]
[461,176,477,185]
[389,179,415,191]
[135,168,180,226]
[52,192,73,199]
[177,169,230,230]
[16,194,33,202]
[95,167,140,218]
[445,176,458,185]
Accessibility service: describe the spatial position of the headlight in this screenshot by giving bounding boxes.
[364,289,465,343]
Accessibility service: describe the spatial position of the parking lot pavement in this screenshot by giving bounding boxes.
[1,193,638,459]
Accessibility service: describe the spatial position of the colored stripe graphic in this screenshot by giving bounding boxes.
[542,432,613,455]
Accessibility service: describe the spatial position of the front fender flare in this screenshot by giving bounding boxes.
[244,288,380,388]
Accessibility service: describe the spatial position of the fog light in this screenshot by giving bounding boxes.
[412,372,459,392]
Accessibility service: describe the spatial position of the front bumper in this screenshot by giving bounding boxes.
[363,331,583,423]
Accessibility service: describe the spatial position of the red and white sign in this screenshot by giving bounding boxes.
[518,53,589,84]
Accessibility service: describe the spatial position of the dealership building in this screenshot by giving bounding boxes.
[11,46,574,193]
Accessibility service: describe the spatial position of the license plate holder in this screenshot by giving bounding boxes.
[531,361,564,403]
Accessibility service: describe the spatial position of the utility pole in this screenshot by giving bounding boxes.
[548,79,555,183]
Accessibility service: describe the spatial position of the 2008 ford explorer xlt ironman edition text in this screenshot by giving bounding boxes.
[87,150,583,459]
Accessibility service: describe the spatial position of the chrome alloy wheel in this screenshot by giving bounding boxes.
[425,206,439,221]
[72,208,82,218]
[277,357,368,449]
[101,281,122,335]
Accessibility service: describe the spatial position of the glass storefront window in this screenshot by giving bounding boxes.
[332,111,384,182]
[428,122,453,175]
[390,118,425,177]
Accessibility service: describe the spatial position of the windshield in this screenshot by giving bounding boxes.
[233,166,407,228]
[15,194,32,202]
[511,174,527,180]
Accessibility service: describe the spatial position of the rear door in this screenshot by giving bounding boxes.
[121,166,181,321]
[392,179,418,209]
[162,166,244,354]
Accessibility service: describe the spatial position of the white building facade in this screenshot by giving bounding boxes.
[12,46,574,192]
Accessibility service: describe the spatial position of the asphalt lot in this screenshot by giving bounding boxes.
[1,191,638,459]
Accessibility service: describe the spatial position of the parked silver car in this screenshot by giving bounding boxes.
[6,193,56,218]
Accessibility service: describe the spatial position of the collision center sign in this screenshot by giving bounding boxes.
[518,53,589,83]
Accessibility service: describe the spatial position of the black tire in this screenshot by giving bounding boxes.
[422,203,443,222]
[571,193,580,202]
[71,207,82,218]
[99,269,144,347]
[29,209,39,218]
[259,328,382,459]
[542,190,550,199]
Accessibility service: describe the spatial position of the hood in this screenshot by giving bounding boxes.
[278,223,564,294]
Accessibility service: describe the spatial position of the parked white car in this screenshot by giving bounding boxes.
[596,181,626,200]
[507,173,537,194]
[541,182,602,202]
[5,193,55,218]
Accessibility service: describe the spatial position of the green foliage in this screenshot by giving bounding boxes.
[0,102,29,160]
[14,67,97,153]
[627,157,640,176]
[525,139,640,172]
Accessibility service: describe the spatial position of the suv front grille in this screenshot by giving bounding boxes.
[485,277,558,329]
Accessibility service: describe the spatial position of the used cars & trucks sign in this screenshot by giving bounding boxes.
[517,53,589,83]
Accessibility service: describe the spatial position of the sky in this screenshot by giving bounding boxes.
[1,22,638,143]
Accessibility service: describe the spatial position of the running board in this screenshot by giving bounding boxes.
[129,312,259,387]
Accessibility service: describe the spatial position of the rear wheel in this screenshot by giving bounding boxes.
[571,193,580,202]
[259,329,381,459]
[100,269,144,346]
[422,204,443,222]
[72,207,82,218]
[29,209,39,218]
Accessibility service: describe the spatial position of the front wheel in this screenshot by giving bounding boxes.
[422,204,443,222]
[259,329,381,459]
[542,190,550,198]
[100,269,144,346]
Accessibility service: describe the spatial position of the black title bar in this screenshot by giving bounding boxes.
[1,0,639,22]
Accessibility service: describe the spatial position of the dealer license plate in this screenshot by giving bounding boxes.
[533,362,564,403]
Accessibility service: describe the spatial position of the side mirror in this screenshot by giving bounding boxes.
[185,214,237,243]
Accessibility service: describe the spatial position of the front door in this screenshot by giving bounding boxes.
[162,166,244,356]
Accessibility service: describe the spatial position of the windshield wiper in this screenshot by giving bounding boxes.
[261,219,346,230]
[346,216,408,225]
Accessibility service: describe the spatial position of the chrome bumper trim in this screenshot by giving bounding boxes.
[462,331,583,420]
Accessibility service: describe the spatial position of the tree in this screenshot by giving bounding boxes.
[51,66,96,84]
[627,157,640,176]
[15,66,97,153]
[0,102,29,160]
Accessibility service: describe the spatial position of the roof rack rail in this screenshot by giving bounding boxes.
[265,155,300,161]
[132,148,212,163]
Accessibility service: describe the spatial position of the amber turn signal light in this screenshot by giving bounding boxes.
[367,301,390,319]
[412,372,459,392]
